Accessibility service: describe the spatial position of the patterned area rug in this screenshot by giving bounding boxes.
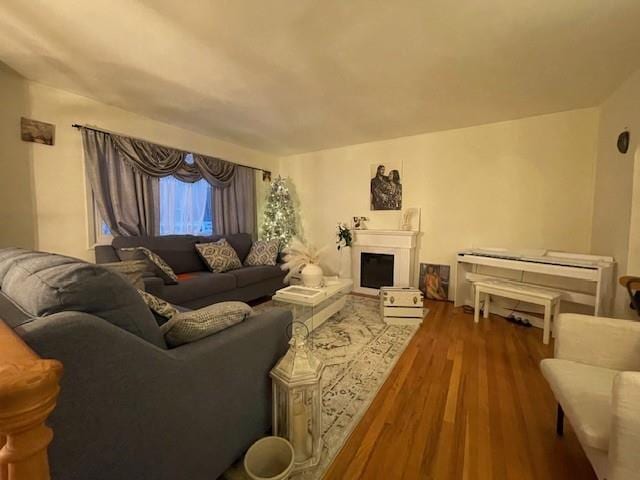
[222,295,422,480]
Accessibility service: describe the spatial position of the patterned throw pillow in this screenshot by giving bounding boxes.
[161,301,253,347]
[101,260,148,290]
[119,247,178,285]
[137,289,179,320]
[195,239,242,273]
[244,239,279,266]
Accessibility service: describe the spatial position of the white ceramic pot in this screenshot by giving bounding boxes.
[244,436,294,480]
[301,263,323,288]
[338,246,352,279]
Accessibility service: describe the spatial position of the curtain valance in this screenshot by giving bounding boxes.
[82,127,236,187]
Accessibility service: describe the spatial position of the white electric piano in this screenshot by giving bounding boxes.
[454,248,615,316]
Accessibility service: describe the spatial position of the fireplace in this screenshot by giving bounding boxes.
[360,253,394,289]
[352,230,418,295]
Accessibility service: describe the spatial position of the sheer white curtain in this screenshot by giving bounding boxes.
[159,175,212,235]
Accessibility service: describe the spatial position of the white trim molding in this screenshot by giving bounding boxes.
[352,230,419,295]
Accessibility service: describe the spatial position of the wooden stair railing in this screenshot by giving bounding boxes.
[0,318,62,480]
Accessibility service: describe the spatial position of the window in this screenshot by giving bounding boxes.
[92,154,214,242]
[159,175,213,235]
[93,197,113,245]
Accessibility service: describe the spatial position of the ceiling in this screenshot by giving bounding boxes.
[1,1,640,155]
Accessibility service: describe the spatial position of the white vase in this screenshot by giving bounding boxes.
[301,264,323,288]
[339,246,352,279]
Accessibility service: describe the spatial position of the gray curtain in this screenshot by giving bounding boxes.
[82,129,159,236]
[81,127,255,237]
[213,166,257,236]
[191,154,235,187]
[110,134,236,187]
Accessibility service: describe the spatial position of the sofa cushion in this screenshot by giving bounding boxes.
[102,260,148,290]
[118,247,178,285]
[198,233,253,263]
[0,248,45,286]
[196,240,242,273]
[161,271,237,305]
[112,235,206,274]
[230,265,285,288]
[244,239,279,266]
[540,358,616,451]
[138,290,179,319]
[161,301,253,347]
[2,252,166,348]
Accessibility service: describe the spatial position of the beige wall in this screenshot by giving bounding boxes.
[591,69,640,318]
[19,81,277,261]
[0,63,37,249]
[280,108,600,291]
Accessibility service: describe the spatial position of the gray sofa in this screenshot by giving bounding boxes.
[95,233,286,309]
[0,247,292,480]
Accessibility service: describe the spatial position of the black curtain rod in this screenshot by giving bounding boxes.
[71,123,272,176]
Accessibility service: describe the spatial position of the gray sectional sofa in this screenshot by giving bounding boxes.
[95,233,286,309]
[0,247,292,480]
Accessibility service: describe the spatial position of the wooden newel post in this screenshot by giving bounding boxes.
[0,359,62,480]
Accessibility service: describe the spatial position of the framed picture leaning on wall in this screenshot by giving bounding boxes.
[419,263,450,301]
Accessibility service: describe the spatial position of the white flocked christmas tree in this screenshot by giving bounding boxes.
[261,176,297,250]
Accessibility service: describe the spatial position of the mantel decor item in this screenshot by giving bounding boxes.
[352,216,369,230]
[336,223,353,279]
[281,238,326,287]
[21,117,55,146]
[271,322,324,472]
[401,208,419,231]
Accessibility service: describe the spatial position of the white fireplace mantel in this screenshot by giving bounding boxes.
[352,230,419,295]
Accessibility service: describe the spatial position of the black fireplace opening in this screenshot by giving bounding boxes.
[360,253,394,289]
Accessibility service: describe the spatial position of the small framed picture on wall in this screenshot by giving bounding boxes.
[21,117,55,146]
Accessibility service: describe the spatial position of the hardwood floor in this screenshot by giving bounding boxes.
[323,300,597,480]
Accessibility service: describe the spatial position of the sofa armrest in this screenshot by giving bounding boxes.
[554,313,640,371]
[94,244,119,263]
[16,309,291,479]
[609,372,640,480]
[167,307,292,363]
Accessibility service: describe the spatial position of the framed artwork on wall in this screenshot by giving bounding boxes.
[419,263,450,301]
[370,162,402,211]
[21,117,55,146]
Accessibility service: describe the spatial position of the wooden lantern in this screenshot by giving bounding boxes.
[270,323,324,471]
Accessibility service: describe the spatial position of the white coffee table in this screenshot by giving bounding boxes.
[272,279,353,334]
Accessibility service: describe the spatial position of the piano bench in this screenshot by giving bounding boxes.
[473,279,562,344]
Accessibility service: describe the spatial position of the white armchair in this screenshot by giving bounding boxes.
[540,313,640,480]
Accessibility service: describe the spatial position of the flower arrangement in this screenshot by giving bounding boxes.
[281,238,328,283]
[336,223,353,251]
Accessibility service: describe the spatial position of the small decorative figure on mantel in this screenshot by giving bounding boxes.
[401,208,419,231]
[352,216,369,230]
